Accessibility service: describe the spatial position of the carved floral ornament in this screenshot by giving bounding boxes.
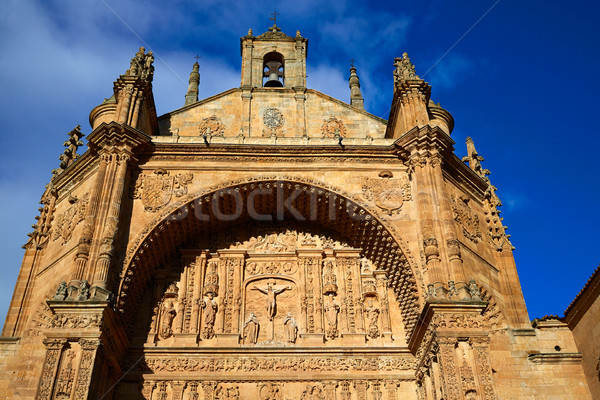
[132,169,193,212]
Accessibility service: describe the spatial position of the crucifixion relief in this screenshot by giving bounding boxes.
[251,281,292,342]
[252,281,292,321]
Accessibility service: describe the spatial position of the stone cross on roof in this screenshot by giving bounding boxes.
[270,11,279,26]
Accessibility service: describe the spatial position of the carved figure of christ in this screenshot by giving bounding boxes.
[252,281,292,321]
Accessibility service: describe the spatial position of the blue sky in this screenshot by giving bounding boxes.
[0,0,598,326]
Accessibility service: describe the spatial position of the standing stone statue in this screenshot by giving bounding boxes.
[200,292,218,339]
[324,294,340,339]
[252,281,291,321]
[159,300,176,339]
[283,313,298,344]
[244,312,260,344]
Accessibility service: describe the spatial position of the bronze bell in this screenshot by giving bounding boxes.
[264,60,283,87]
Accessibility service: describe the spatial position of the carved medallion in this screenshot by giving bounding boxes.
[362,174,411,215]
[52,193,89,244]
[263,108,284,129]
[321,117,346,138]
[199,115,224,137]
[259,383,282,400]
[133,169,193,212]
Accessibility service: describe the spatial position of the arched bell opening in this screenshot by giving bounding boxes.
[118,179,422,344]
[263,51,284,87]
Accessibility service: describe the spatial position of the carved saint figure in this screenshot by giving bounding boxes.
[159,300,176,339]
[366,300,380,339]
[244,312,260,344]
[325,294,340,339]
[252,281,291,320]
[283,312,298,343]
[201,292,218,339]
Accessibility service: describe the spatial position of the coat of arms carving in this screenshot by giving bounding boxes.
[133,169,193,212]
[362,172,411,215]
[321,117,346,138]
[199,115,224,137]
[52,193,90,244]
[452,195,482,242]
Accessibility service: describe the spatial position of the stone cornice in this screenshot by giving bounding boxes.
[86,121,152,153]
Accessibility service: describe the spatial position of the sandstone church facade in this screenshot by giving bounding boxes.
[0,24,596,399]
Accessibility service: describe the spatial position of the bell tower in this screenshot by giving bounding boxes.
[240,24,308,89]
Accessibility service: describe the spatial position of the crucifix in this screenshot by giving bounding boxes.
[252,280,291,341]
[350,58,356,68]
[194,54,201,63]
[270,11,279,26]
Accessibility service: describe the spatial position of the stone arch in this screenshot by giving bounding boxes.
[117,176,423,340]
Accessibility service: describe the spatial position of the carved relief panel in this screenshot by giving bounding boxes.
[141,224,404,347]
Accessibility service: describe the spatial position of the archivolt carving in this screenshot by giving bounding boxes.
[118,175,422,340]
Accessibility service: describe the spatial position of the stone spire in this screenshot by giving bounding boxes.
[462,137,514,251]
[349,64,364,110]
[185,60,200,105]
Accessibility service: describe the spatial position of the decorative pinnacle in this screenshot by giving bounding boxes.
[462,137,490,180]
[52,125,84,179]
[125,47,155,82]
[393,52,419,84]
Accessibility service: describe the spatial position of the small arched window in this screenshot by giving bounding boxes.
[263,52,284,87]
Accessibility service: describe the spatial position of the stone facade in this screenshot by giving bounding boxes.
[0,25,596,399]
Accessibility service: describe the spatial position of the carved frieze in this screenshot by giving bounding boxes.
[133,169,193,212]
[52,193,89,244]
[362,174,411,215]
[142,355,414,372]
